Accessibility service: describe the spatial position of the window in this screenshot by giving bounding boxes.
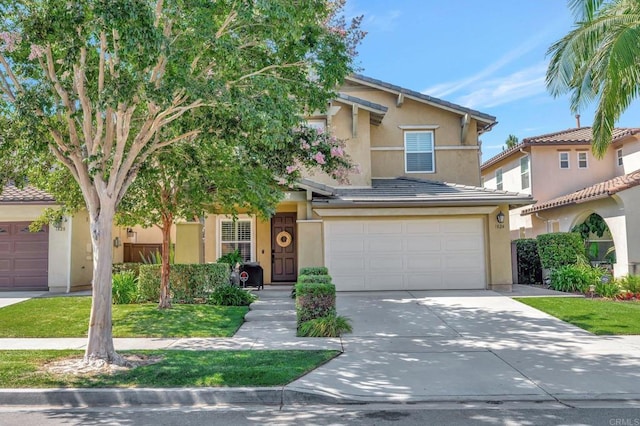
[218,217,254,262]
[617,148,623,166]
[577,152,588,169]
[404,131,434,173]
[306,119,326,133]
[559,152,569,169]
[520,156,530,190]
[496,168,503,190]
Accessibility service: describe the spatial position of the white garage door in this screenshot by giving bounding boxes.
[324,218,486,291]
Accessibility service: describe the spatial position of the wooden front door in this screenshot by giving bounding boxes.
[271,213,297,282]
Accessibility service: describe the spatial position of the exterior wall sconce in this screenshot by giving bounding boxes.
[496,211,505,224]
[113,237,121,248]
[126,228,136,238]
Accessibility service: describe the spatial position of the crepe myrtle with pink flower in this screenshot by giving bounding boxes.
[281,125,358,185]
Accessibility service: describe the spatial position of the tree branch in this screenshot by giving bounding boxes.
[74,47,94,154]
[0,53,23,95]
[227,62,306,86]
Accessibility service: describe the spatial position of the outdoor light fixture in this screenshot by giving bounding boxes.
[496,211,505,224]
[113,237,121,248]
[126,228,135,238]
[53,217,67,231]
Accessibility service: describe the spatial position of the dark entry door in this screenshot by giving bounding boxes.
[271,213,297,282]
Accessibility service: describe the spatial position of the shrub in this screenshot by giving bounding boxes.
[537,233,586,269]
[112,271,138,304]
[515,239,542,284]
[298,314,352,337]
[297,274,332,284]
[217,249,243,267]
[299,266,329,276]
[138,263,230,303]
[208,284,257,306]
[550,264,606,293]
[112,263,141,277]
[617,274,640,294]
[595,281,621,299]
[296,282,336,325]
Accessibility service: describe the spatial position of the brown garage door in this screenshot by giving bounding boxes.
[0,222,49,291]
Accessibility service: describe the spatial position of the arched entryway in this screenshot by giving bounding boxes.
[571,212,615,268]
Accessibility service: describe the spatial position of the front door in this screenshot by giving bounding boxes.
[271,213,297,282]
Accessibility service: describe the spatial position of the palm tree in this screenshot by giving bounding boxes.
[505,134,519,149]
[546,0,640,158]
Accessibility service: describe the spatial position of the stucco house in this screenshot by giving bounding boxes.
[1,74,533,292]
[481,127,640,277]
[183,74,533,291]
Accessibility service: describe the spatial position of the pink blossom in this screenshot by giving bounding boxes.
[311,140,320,147]
[277,177,287,185]
[313,152,326,165]
[28,44,45,60]
[0,32,21,52]
[300,142,310,150]
[330,146,344,158]
[286,165,298,174]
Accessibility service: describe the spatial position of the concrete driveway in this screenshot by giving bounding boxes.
[287,290,640,403]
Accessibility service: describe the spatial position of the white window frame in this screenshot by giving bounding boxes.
[617,148,623,166]
[306,119,327,133]
[496,168,503,190]
[577,151,588,169]
[559,152,570,169]
[217,215,255,262]
[520,156,530,190]
[404,130,435,173]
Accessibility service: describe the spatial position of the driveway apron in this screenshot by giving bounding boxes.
[286,290,640,403]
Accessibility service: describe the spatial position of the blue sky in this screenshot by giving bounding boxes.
[345,0,640,162]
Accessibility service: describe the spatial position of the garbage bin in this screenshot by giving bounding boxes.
[239,262,264,290]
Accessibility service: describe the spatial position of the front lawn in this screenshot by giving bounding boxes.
[0,297,247,338]
[0,350,339,388]
[515,297,640,335]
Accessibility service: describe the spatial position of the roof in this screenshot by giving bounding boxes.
[336,92,387,126]
[481,127,640,170]
[300,177,533,207]
[521,170,640,215]
[346,74,497,127]
[0,184,55,204]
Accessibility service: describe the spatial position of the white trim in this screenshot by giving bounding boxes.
[577,151,588,169]
[296,219,323,223]
[370,147,405,151]
[559,152,570,169]
[495,167,503,190]
[404,130,435,174]
[520,156,530,190]
[617,148,623,166]
[398,124,440,130]
[216,215,255,262]
[434,145,480,151]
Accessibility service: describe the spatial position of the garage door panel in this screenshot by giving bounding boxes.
[0,221,48,290]
[0,241,10,253]
[0,259,10,271]
[325,218,485,291]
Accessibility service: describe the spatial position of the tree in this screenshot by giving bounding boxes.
[505,134,519,149]
[0,0,362,364]
[546,0,640,157]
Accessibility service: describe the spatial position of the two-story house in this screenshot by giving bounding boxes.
[177,74,533,291]
[481,127,640,277]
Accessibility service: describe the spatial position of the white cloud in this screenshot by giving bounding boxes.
[363,10,402,32]
[454,62,548,109]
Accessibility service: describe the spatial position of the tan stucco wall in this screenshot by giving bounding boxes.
[486,205,513,290]
[112,224,177,263]
[297,220,324,270]
[68,211,93,291]
[174,223,203,264]
[617,136,640,173]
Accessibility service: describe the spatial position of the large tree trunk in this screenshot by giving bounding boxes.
[158,214,172,309]
[84,203,124,365]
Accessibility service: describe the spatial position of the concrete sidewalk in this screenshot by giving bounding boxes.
[2,288,640,407]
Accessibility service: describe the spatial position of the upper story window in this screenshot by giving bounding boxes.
[617,148,623,166]
[577,152,588,169]
[559,152,570,169]
[404,131,434,173]
[520,156,530,190]
[496,168,503,190]
[306,119,327,133]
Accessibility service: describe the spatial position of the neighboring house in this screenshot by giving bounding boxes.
[186,74,533,291]
[481,127,640,277]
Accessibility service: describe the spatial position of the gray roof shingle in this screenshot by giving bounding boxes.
[0,184,55,203]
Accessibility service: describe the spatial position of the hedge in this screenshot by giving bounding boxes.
[138,263,230,303]
[299,266,329,276]
[297,274,333,284]
[295,282,336,325]
[515,239,542,284]
[536,232,586,270]
[112,263,141,277]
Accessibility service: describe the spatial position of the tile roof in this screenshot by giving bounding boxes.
[347,74,497,125]
[481,127,640,170]
[0,184,55,203]
[521,170,640,215]
[336,93,388,114]
[301,177,533,206]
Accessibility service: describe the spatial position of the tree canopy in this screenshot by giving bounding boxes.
[546,0,640,157]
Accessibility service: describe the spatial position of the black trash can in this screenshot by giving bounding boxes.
[239,263,264,290]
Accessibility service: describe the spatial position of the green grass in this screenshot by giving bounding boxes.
[0,350,340,388]
[0,297,248,338]
[515,297,640,335]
